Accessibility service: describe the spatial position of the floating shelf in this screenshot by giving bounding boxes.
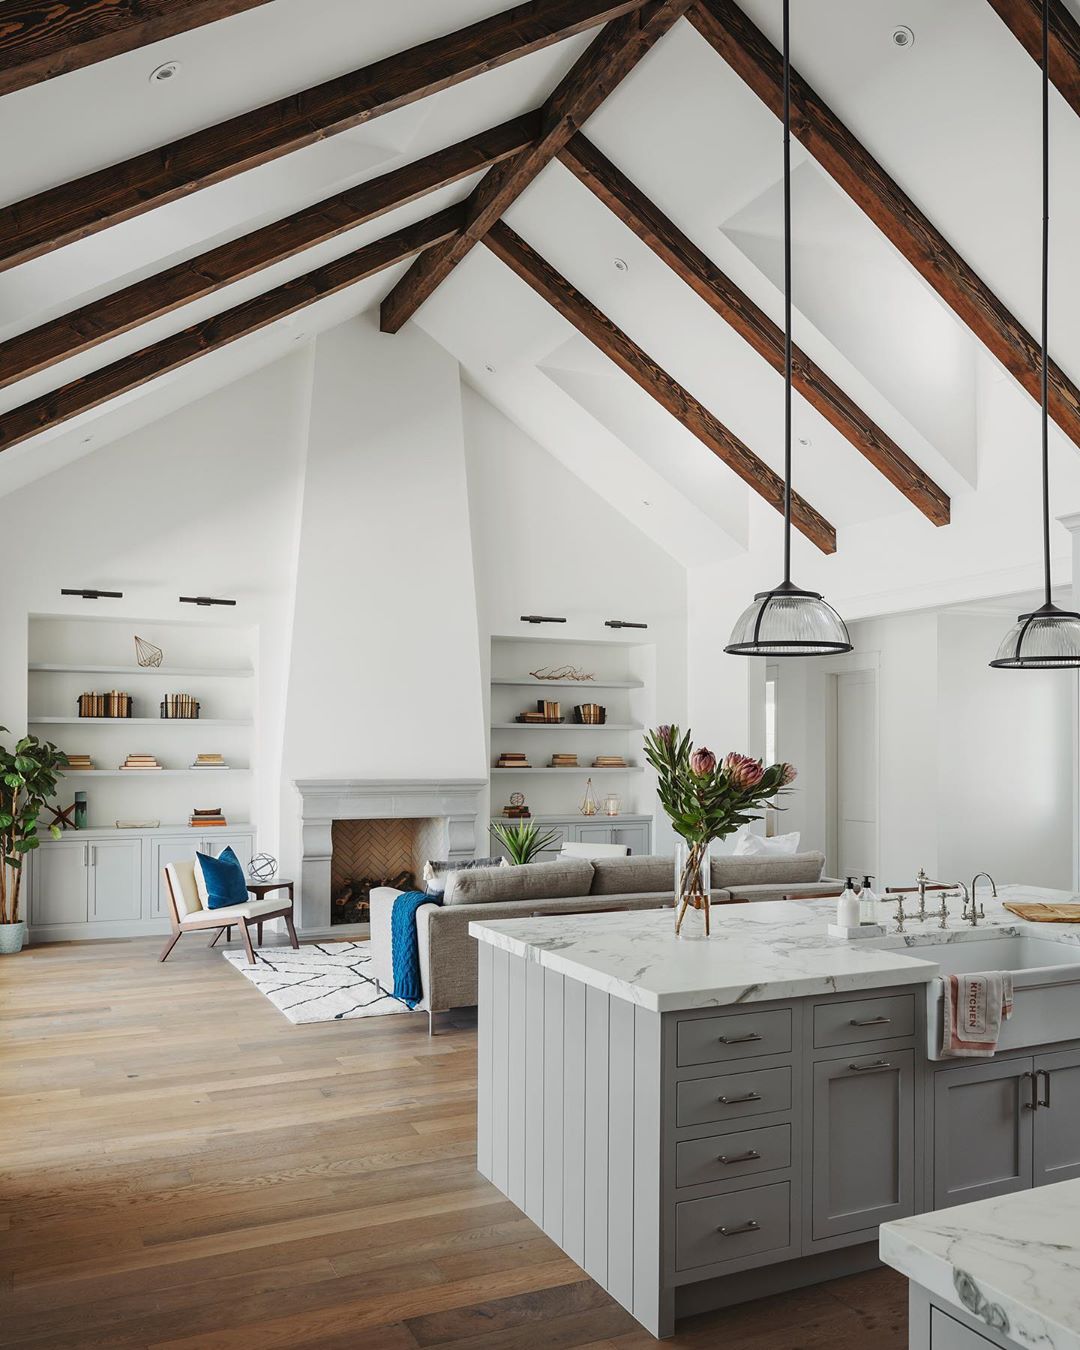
[57,768,252,777]
[29,663,254,678]
[491,766,642,775]
[490,722,643,731]
[30,716,252,727]
[491,677,643,689]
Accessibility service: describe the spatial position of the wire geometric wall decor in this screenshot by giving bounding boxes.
[134,635,163,668]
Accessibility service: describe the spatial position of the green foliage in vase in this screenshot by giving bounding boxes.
[0,728,67,925]
[489,819,562,866]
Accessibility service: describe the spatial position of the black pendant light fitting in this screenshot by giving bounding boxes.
[990,0,1080,669]
[725,0,851,659]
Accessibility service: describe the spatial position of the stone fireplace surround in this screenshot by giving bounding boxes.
[293,779,486,934]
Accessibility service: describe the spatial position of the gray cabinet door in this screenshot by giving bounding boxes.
[933,1058,1034,1209]
[30,843,88,926]
[152,837,200,918]
[1033,1047,1080,1187]
[89,840,143,921]
[811,1048,915,1240]
[612,823,650,854]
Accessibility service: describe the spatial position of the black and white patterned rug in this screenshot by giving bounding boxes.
[222,941,414,1023]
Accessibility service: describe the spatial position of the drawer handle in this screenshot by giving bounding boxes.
[717,1220,760,1237]
[718,1032,764,1044]
[849,1016,892,1026]
[848,1059,892,1073]
[717,1092,763,1104]
[717,1149,761,1165]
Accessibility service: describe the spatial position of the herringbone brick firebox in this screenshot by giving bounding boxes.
[329,817,442,925]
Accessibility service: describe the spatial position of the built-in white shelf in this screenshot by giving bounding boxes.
[29,663,254,678]
[57,768,251,777]
[43,823,253,838]
[30,716,252,727]
[492,766,642,775]
[490,722,643,731]
[491,677,644,689]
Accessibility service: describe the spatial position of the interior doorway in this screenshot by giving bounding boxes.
[827,668,879,881]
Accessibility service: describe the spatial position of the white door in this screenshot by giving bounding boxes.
[30,843,89,926]
[832,670,878,880]
[89,840,143,921]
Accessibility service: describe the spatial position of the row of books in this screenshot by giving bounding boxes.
[493,753,631,769]
[190,806,228,828]
[112,754,233,770]
[516,699,563,724]
[160,694,201,719]
[78,691,132,718]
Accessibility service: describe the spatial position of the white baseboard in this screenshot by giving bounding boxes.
[28,919,171,943]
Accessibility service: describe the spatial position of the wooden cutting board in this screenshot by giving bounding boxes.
[1003,901,1080,922]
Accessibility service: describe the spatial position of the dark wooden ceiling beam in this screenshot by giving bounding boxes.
[379,0,692,334]
[483,219,836,553]
[559,133,950,526]
[689,0,1080,450]
[0,208,463,456]
[0,0,647,272]
[985,0,1080,118]
[0,114,538,392]
[0,0,276,98]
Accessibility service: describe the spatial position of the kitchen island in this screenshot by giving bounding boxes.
[470,888,1080,1339]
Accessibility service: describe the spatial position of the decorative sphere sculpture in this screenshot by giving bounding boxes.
[248,852,278,881]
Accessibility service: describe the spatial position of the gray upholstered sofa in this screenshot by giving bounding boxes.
[368,851,839,1017]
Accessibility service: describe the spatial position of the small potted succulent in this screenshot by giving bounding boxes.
[644,725,796,939]
[0,729,67,953]
[489,819,561,866]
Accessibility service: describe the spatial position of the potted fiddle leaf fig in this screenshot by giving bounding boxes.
[0,729,67,953]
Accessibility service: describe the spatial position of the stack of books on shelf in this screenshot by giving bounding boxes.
[516,700,563,723]
[160,694,200,719]
[190,806,228,828]
[190,753,228,770]
[549,753,579,768]
[78,690,132,718]
[574,703,606,724]
[593,755,627,769]
[64,753,94,771]
[495,752,531,769]
[119,754,163,770]
[501,802,531,818]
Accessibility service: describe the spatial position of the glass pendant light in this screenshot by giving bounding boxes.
[725,0,851,658]
[990,0,1080,669]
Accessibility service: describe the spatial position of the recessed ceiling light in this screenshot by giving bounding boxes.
[484,363,496,373]
[891,26,914,48]
[81,435,94,445]
[149,61,181,84]
[798,436,812,447]
[613,258,629,273]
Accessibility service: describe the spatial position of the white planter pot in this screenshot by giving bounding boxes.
[0,922,26,954]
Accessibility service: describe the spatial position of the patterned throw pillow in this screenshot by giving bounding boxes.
[423,856,506,896]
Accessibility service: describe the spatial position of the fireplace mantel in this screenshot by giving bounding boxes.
[293,778,486,934]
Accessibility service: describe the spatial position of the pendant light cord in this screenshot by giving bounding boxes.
[1041,0,1052,606]
[782,0,793,585]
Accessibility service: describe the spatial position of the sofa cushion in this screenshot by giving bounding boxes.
[589,855,674,896]
[444,857,595,906]
[710,850,826,890]
[424,855,506,896]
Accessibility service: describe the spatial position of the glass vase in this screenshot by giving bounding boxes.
[674,839,711,940]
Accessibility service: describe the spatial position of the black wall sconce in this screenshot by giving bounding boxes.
[179,596,237,608]
[605,619,648,630]
[61,588,123,600]
[520,615,566,625]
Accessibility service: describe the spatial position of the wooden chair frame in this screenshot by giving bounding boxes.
[160,872,299,965]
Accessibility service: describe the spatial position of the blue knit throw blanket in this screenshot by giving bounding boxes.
[390,890,441,1009]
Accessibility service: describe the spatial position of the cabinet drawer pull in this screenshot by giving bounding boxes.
[1041,1069,1051,1109]
[717,1149,761,1165]
[717,1091,763,1105]
[717,1220,760,1237]
[718,1032,763,1044]
[849,1016,891,1026]
[848,1059,892,1073]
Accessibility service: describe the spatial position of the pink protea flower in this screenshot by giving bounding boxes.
[655,724,674,744]
[723,752,765,791]
[778,762,798,786]
[690,746,717,776]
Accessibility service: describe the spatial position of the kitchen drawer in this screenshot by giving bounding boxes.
[675,1124,791,1188]
[813,993,915,1048]
[675,1181,791,1272]
[677,1009,792,1067]
[676,1066,792,1128]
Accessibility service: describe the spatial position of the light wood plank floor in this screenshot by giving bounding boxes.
[0,935,909,1348]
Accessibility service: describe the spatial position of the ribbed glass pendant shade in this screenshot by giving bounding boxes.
[725,582,852,657]
[989,602,1080,669]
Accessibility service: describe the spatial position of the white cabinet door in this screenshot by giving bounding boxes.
[31,843,88,926]
[89,840,143,922]
[204,833,254,872]
[152,837,201,918]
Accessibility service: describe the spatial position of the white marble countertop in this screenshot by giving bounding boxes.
[468,884,1080,1012]
[880,1178,1080,1350]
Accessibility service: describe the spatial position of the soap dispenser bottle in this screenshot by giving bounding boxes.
[837,877,860,928]
[859,875,880,925]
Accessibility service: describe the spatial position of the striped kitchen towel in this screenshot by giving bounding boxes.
[941,971,1015,1058]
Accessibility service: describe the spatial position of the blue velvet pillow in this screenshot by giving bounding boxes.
[196,846,249,910]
